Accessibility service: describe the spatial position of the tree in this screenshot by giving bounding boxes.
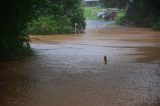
[0,0,46,60]
[126,0,160,28]
[99,0,129,8]
[0,0,86,59]
[49,0,86,31]
[29,0,86,34]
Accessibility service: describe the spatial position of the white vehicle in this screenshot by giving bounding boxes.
[97,12,107,18]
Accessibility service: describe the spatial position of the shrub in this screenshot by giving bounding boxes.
[125,0,160,29]
[30,0,86,34]
[0,0,46,60]
[152,19,160,31]
[115,11,127,25]
[28,16,73,35]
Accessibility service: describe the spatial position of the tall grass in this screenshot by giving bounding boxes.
[84,6,102,20]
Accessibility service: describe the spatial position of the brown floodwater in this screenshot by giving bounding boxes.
[0,26,160,106]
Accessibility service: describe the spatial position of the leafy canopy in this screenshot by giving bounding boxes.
[0,0,46,60]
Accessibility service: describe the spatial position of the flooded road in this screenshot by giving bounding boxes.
[0,25,160,106]
[86,20,113,29]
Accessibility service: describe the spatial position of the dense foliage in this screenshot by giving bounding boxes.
[0,0,46,60]
[99,0,128,8]
[29,0,86,34]
[29,16,73,34]
[100,0,160,30]
[126,0,160,29]
[0,0,86,60]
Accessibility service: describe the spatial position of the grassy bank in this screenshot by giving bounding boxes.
[84,6,102,20]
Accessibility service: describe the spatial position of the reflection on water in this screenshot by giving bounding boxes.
[86,20,113,29]
[130,47,160,63]
[0,60,34,106]
[0,43,160,106]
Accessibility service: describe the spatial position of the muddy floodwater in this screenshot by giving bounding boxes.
[0,23,160,106]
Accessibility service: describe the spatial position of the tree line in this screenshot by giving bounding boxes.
[100,0,160,30]
[0,0,159,60]
[0,0,45,60]
[29,0,85,34]
[0,0,85,60]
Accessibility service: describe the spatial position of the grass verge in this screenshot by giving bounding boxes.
[84,6,102,20]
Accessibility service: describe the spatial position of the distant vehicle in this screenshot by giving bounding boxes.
[102,13,108,18]
[104,12,117,21]
[97,12,107,18]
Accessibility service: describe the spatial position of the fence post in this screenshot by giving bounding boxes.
[104,56,107,64]
[75,23,78,36]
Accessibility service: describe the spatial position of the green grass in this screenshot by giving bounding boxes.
[84,6,102,20]
[106,10,126,27]
[116,10,125,18]
[84,6,126,21]
[115,10,126,25]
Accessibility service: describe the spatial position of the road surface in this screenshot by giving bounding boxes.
[0,23,160,106]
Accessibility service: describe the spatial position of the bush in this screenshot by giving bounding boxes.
[152,19,160,30]
[125,0,160,29]
[28,16,73,35]
[115,11,127,25]
[0,0,46,60]
[116,15,126,25]
[30,0,86,35]
[68,6,86,33]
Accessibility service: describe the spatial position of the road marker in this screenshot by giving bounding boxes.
[104,56,107,64]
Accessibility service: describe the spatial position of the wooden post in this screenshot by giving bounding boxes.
[104,56,107,64]
[75,23,78,36]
